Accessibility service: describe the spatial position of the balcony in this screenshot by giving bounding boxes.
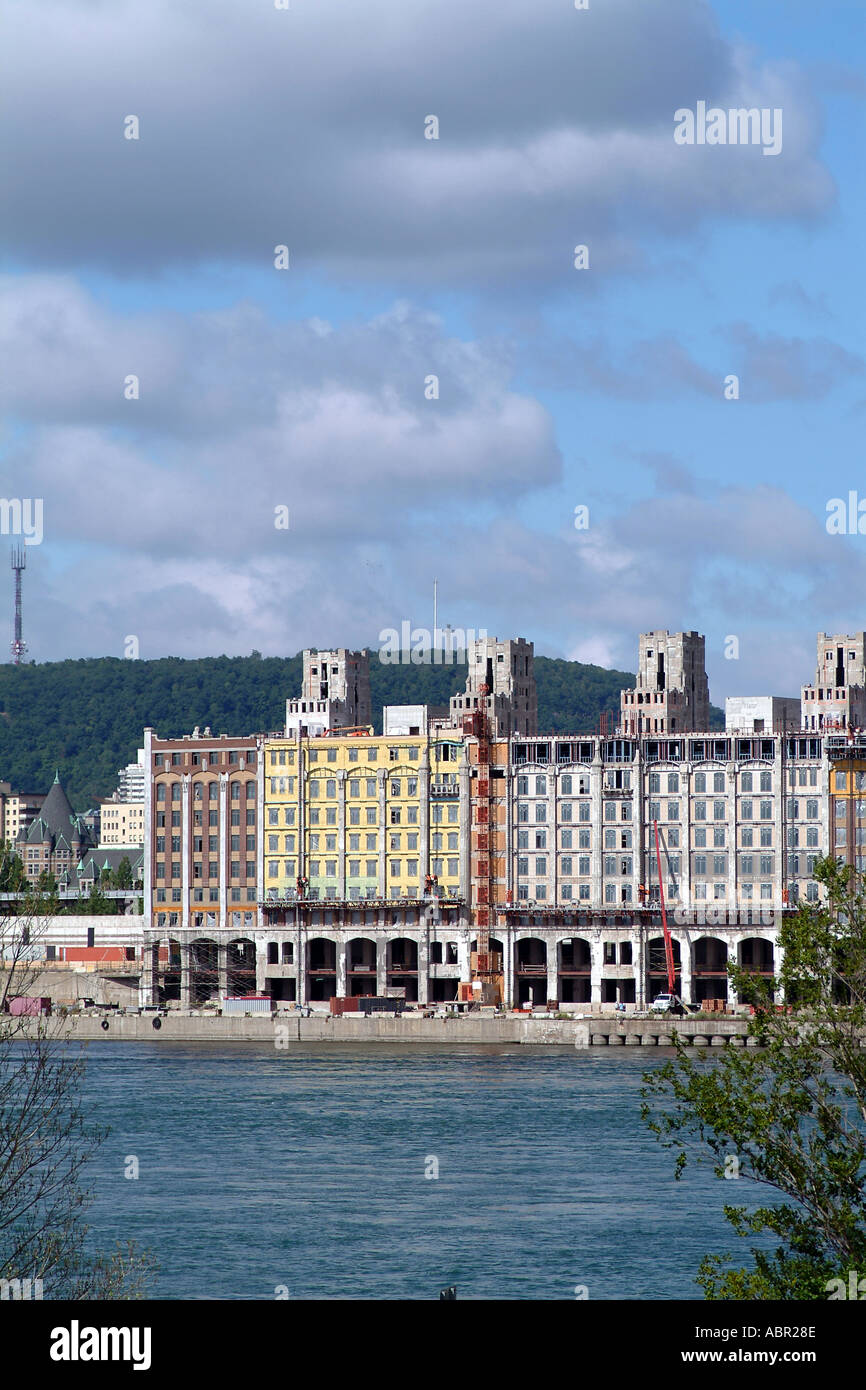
[430,783,459,798]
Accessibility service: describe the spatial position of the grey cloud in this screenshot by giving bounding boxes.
[1,0,833,285]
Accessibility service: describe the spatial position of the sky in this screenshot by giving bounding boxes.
[1,0,864,707]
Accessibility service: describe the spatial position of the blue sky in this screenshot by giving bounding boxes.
[1,0,864,708]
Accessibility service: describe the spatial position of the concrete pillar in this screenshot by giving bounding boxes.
[635,925,646,1009]
[218,941,228,1001]
[256,740,265,928]
[546,936,558,1006]
[458,930,471,986]
[547,774,556,905]
[504,927,514,1009]
[181,774,191,930]
[336,938,347,997]
[337,771,346,900]
[632,741,643,908]
[180,939,191,1007]
[139,938,159,1006]
[296,917,306,1005]
[376,934,387,995]
[774,742,785,913]
[681,764,692,909]
[144,728,154,930]
[420,753,430,884]
[255,939,267,994]
[296,736,305,880]
[678,933,693,1005]
[417,913,429,1005]
[378,771,387,898]
[591,745,603,909]
[590,935,603,1004]
[728,758,738,910]
[219,774,228,931]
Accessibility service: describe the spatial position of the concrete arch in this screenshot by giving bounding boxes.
[189,936,219,1005]
[737,936,775,972]
[226,936,256,995]
[692,934,729,1003]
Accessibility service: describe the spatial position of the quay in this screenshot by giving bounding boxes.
[38,1009,757,1047]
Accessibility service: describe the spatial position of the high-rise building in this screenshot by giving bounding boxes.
[285,649,372,737]
[118,749,146,802]
[448,636,537,736]
[619,631,710,735]
[801,633,866,731]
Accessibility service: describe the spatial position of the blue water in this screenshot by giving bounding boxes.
[76,1043,747,1300]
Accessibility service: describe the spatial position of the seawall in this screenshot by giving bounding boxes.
[36,1013,756,1047]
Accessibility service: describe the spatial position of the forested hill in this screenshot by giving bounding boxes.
[0,652,723,808]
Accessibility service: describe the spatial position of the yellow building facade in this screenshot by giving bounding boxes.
[262,733,465,901]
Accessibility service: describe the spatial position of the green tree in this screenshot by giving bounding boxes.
[0,842,29,895]
[112,856,133,890]
[641,855,866,1299]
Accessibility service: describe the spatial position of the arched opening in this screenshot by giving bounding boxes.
[738,937,774,974]
[307,937,336,1001]
[348,936,377,996]
[267,941,279,965]
[515,937,547,1007]
[558,936,592,1004]
[646,935,682,1004]
[693,936,728,1003]
[227,937,256,996]
[190,937,219,1005]
[387,936,418,1002]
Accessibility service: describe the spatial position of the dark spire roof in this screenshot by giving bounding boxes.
[32,775,79,843]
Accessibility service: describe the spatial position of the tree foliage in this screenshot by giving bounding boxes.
[641,856,866,1299]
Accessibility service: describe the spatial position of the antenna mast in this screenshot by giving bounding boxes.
[11,547,27,665]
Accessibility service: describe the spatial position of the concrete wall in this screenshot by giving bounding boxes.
[44,1012,753,1047]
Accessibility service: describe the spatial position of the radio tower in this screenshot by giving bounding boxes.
[10,547,27,665]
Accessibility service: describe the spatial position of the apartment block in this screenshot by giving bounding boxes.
[0,784,46,844]
[99,798,146,847]
[261,730,465,905]
[143,728,260,936]
[620,631,710,735]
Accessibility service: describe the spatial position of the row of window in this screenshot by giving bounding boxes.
[268,858,461,880]
[154,751,255,767]
[156,781,255,802]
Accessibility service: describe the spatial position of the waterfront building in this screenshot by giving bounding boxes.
[131,627,866,1014]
